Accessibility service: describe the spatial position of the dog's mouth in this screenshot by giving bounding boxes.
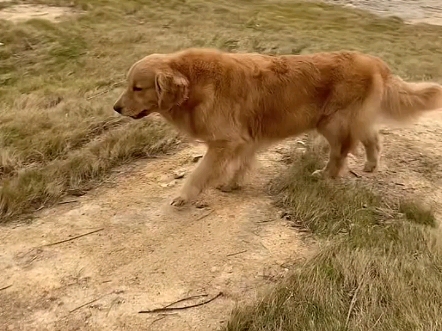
[130,110,149,120]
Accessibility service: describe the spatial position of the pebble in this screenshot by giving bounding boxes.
[160,180,178,188]
[173,169,186,179]
[192,154,203,163]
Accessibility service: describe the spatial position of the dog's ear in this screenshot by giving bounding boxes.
[155,71,189,110]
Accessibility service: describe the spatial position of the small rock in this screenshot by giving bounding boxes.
[192,154,203,163]
[195,201,209,209]
[173,170,186,179]
[278,211,286,218]
[161,180,178,188]
[278,211,291,220]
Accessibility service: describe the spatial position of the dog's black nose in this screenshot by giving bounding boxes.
[113,105,122,114]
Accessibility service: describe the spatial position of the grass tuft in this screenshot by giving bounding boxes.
[225,138,441,331]
[399,200,436,227]
[0,119,178,222]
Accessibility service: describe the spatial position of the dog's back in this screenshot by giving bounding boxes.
[168,49,390,142]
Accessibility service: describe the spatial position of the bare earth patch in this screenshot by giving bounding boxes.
[311,0,442,26]
[0,138,314,331]
[0,4,77,23]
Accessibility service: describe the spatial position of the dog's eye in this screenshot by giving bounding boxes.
[133,86,143,92]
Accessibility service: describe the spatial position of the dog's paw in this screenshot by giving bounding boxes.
[363,161,378,173]
[170,196,188,207]
[216,183,241,193]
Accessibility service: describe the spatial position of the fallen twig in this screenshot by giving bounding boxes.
[148,313,178,330]
[58,200,79,205]
[40,228,104,248]
[106,297,119,317]
[86,82,124,100]
[226,250,247,257]
[24,38,35,50]
[345,277,365,327]
[0,284,12,291]
[349,170,362,178]
[163,294,209,308]
[195,210,214,221]
[149,316,167,328]
[139,292,223,314]
[369,312,385,331]
[70,292,111,313]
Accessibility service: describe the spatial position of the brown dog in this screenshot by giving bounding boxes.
[113,48,442,206]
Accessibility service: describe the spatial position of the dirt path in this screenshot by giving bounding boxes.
[0,135,314,331]
[310,0,442,26]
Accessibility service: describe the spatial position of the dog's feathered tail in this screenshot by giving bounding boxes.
[381,76,442,123]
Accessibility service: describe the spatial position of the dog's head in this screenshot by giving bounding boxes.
[113,54,189,119]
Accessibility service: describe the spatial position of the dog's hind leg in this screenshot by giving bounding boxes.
[217,144,257,193]
[361,129,382,172]
[313,120,355,178]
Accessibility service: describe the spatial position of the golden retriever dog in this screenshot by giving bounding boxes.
[113,48,442,206]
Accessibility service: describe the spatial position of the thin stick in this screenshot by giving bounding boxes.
[86,82,123,100]
[345,277,365,327]
[0,284,12,291]
[58,200,79,205]
[226,250,247,257]
[106,297,119,317]
[139,292,223,314]
[369,312,384,331]
[349,170,362,178]
[195,210,214,222]
[40,228,104,248]
[24,38,35,50]
[148,316,167,328]
[148,314,178,330]
[69,293,110,313]
[163,294,209,308]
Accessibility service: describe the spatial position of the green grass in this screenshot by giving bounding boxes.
[224,139,441,331]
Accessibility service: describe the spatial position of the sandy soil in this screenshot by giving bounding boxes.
[0,136,314,331]
[309,0,442,26]
[0,3,78,23]
[1,1,442,331]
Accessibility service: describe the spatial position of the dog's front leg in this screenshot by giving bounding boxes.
[171,143,230,207]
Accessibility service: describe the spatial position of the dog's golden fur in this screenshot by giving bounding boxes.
[113,48,442,206]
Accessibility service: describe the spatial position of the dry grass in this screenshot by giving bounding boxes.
[225,138,441,331]
[1,0,442,222]
[1,0,442,328]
